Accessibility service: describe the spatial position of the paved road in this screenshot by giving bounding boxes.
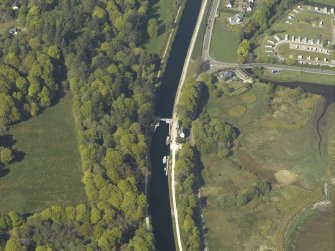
[202,0,335,76]
[208,62,335,75]
[202,0,220,62]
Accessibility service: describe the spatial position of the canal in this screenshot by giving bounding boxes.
[148,0,203,250]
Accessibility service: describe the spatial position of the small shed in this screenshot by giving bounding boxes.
[12,1,20,10]
[178,127,186,139]
[8,27,18,36]
[247,1,253,11]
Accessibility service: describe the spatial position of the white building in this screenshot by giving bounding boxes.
[228,13,244,24]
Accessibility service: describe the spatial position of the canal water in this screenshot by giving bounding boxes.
[148,0,202,250]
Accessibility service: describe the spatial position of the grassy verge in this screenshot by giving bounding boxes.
[259,68,335,85]
[0,94,86,214]
[145,0,176,55]
[191,0,213,59]
[210,18,239,63]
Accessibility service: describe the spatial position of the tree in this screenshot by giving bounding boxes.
[5,238,26,251]
[237,39,250,63]
[147,18,158,38]
[8,211,24,227]
[0,147,13,165]
[90,207,101,224]
[0,214,12,230]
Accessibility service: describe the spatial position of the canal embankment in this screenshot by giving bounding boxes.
[148,1,203,250]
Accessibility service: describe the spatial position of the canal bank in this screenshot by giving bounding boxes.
[148,1,203,250]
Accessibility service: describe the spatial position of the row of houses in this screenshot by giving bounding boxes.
[226,0,255,11]
[313,6,334,14]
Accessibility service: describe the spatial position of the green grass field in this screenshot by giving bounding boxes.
[0,94,86,214]
[145,0,175,55]
[210,18,239,63]
[197,81,331,249]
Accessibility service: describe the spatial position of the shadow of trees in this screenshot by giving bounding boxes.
[0,168,9,177]
[0,134,26,178]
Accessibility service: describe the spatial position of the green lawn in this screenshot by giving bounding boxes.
[259,69,335,85]
[0,94,86,214]
[210,18,239,63]
[144,0,175,55]
[0,19,17,36]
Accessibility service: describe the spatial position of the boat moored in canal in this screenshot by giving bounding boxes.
[166,136,170,145]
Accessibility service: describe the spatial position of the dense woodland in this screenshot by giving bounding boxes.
[0,0,184,250]
[175,144,200,250]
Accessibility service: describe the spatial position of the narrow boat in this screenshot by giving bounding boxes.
[166,136,170,145]
[162,156,167,164]
[154,121,160,132]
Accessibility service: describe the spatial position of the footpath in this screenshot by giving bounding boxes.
[170,0,209,250]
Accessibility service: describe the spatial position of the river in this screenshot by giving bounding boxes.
[148,1,202,250]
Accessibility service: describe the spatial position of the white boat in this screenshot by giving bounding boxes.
[166,136,170,145]
[162,156,167,164]
[154,121,160,132]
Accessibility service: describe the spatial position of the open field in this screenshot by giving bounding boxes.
[0,19,16,36]
[259,68,335,85]
[197,81,331,249]
[0,94,86,213]
[145,0,175,55]
[210,18,240,63]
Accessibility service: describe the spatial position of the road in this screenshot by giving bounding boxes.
[202,0,335,75]
[208,62,335,75]
[202,0,220,63]
[332,17,335,44]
